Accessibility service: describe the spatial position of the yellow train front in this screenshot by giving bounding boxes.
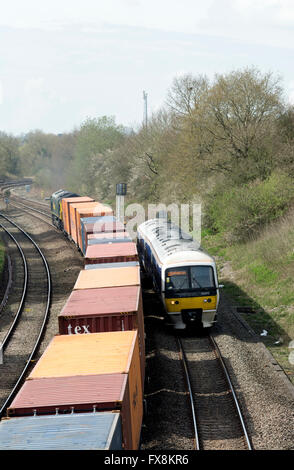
[137,219,222,330]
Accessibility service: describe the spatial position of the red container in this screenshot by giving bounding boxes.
[85,242,138,265]
[83,219,125,234]
[87,231,131,242]
[58,286,145,382]
[82,219,126,254]
[7,374,135,450]
[87,231,132,252]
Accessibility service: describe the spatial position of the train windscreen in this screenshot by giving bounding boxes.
[165,266,215,297]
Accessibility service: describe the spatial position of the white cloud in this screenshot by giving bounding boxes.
[0,0,213,31]
[0,0,293,49]
[0,81,3,105]
[0,1,293,134]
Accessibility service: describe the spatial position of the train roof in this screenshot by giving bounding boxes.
[137,218,215,266]
[51,189,79,200]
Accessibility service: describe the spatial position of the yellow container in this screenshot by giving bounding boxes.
[28,330,143,449]
[73,265,140,290]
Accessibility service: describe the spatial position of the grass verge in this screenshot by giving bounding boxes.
[202,212,294,384]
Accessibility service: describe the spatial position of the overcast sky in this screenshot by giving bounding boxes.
[0,0,293,135]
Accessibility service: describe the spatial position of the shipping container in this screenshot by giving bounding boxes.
[8,374,136,449]
[69,202,97,244]
[0,412,122,450]
[76,204,113,250]
[85,241,138,265]
[27,330,143,449]
[88,231,132,247]
[61,196,94,236]
[58,285,142,333]
[85,261,139,269]
[80,216,125,254]
[58,285,145,381]
[73,265,140,290]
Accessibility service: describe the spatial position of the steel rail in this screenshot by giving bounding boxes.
[10,200,51,218]
[8,201,53,226]
[0,214,52,418]
[0,222,28,347]
[10,193,50,209]
[0,254,12,315]
[177,336,200,450]
[209,334,253,450]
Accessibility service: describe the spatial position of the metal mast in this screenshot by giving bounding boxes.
[143,90,148,127]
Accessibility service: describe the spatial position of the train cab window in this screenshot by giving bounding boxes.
[165,265,215,294]
[165,269,189,290]
[191,266,215,289]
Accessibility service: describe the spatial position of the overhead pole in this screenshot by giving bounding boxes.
[143,90,148,127]
[116,183,127,224]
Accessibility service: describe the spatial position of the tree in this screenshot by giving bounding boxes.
[200,67,283,181]
[166,74,209,119]
[19,130,53,176]
[0,132,21,177]
[276,104,294,175]
[68,116,125,196]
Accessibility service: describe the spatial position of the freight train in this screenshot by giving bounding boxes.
[0,189,145,450]
[137,218,223,330]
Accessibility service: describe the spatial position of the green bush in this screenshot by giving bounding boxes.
[204,172,294,243]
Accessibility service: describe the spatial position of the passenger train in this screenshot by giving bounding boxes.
[137,218,223,330]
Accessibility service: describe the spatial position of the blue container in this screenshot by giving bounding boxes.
[0,412,122,450]
[80,216,118,254]
[85,261,139,270]
[88,236,132,246]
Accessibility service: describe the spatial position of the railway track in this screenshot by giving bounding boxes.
[1,181,53,228]
[10,193,50,210]
[178,332,252,450]
[10,192,51,212]
[0,214,51,417]
[8,200,54,228]
[10,198,51,216]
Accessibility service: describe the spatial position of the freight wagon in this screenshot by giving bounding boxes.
[0,413,123,450]
[80,215,125,254]
[0,190,146,450]
[84,241,138,265]
[8,331,143,450]
[61,196,94,236]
